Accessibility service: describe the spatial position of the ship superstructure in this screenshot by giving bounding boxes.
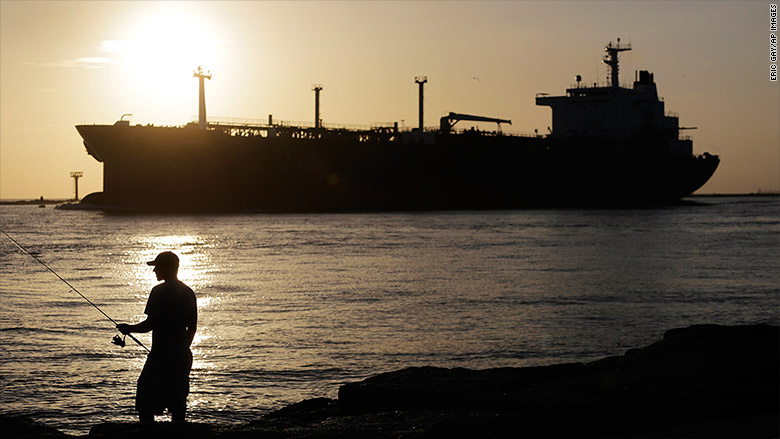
[75,40,719,212]
[537,40,690,155]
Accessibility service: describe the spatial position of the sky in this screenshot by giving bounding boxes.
[1,0,778,199]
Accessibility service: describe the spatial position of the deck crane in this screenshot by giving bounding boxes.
[439,112,511,134]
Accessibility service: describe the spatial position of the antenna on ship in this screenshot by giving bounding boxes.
[70,171,83,201]
[415,76,427,131]
[603,38,631,88]
[312,84,323,128]
[193,66,212,129]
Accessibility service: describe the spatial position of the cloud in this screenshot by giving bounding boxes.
[26,39,126,69]
[77,57,118,65]
[28,57,118,69]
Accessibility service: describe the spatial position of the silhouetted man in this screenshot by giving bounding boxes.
[117,251,197,423]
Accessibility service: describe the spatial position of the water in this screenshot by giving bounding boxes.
[1,196,778,435]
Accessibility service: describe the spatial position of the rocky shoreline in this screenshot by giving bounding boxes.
[4,324,778,438]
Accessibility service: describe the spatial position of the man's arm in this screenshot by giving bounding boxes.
[117,316,155,335]
[185,322,196,347]
[185,304,197,347]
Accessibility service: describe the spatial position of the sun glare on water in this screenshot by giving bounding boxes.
[126,234,215,294]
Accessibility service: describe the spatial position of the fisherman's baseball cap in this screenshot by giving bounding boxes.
[147,251,179,268]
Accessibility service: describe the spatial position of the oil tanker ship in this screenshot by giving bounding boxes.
[74,40,719,212]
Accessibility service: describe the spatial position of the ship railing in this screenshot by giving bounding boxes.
[203,116,271,127]
[666,111,679,118]
[279,120,396,131]
[400,125,441,133]
[202,116,540,138]
[200,116,396,132]
[566,80,635,91]
[445,128,541,138]
[399,125,539,138]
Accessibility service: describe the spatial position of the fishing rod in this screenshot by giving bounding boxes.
[1,229,149,352]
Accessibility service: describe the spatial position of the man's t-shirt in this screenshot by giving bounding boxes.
[144,280,197,353]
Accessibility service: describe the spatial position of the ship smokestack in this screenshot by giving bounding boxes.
[312,84,323,128]
[415,76,427,131]
[193,66,212,129]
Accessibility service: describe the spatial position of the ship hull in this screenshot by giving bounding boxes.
[76,124,719,212]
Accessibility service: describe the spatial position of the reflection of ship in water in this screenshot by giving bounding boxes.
[75,40,719,212]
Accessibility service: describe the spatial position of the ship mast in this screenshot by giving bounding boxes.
[603,38,631,88]
[415,76,427,131]
[312,84,323,128]
[193,66,212,129]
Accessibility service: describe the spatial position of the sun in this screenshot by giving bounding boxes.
[118,4,225,123]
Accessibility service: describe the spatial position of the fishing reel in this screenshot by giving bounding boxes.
[112,333,126,348]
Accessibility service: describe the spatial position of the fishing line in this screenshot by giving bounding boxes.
[1,229,149,352]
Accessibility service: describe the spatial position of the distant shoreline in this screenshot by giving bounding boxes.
[0,199,70,205]
[689,192,779,198]
[1,192,777,206]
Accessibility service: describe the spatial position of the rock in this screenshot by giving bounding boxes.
[0,415,69,438]
[285,323,779,438]
[338,362,588,411]
[88,422,222,438]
